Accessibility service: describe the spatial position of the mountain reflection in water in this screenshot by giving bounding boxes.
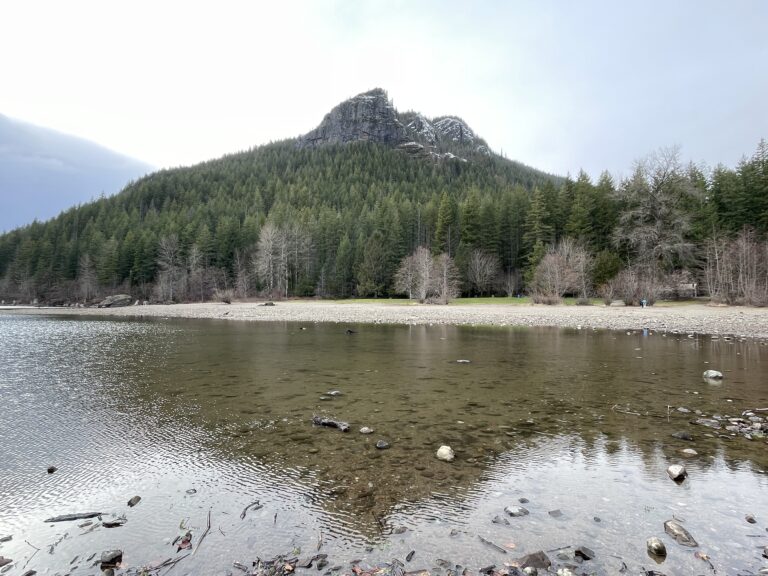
[1,315,766,575]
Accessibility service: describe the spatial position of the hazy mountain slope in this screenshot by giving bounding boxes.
[0,114,153,232]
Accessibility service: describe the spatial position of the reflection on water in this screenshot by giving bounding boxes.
[1,315,767,575]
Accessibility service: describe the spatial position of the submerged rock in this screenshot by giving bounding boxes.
[667,464,688,482]
[127,496,141,507]
[359,427,374,434]
[746,514,757,524]
[375,440,390,450]
[664,519,698,547]
[514,551,551,570]
[681,448,698,457]
[0,557,11,568]
[46,466,57,474]
[436,445,455,462]
[671,431,693,441]
[311,416,350,432]
[647,537,667,557]
[504,505,530,517]
[574,546,595,561]
[702,369,723,380]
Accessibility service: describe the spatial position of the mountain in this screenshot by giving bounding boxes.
[297,88,491,160]
[0,114,153,232]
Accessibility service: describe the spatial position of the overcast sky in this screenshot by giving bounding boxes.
[1,0,766,179]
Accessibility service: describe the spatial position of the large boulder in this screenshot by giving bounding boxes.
[98,294,132,308]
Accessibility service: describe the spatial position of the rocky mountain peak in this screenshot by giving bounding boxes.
[297,89,490,161]
[297,88,408,148]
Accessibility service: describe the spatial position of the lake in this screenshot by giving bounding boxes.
[1,314,767,575]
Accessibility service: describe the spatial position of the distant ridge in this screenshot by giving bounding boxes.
[0,114,153,232]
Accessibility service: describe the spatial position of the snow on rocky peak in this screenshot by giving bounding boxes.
[433,117,475,144]
[405,114,436,145]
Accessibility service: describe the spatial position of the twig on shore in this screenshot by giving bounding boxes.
[193,509,212,555]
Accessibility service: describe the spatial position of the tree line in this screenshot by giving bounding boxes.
[0,138,766,305]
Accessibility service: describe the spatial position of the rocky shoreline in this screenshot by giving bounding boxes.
[3,301,768,339]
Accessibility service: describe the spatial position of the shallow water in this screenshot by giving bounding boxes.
[1,315,767,575]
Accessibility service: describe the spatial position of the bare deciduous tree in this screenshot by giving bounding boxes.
[394,246,434,301]
[613,147,698,277]
[78,254,98,302]
[529,238,591,303]
[157,234,181,302]
[234,248,251,298]
[466,249,500,296]
[431,253,461,304]
[704,227,768,305]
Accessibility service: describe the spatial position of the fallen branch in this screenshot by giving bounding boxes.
[240,500,261,520]
[193,509,211,555]
[478,535,506,554]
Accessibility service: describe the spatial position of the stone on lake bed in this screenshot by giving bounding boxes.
[667,464,687,481]
[681,448,698,457]
[746,514,757,524]
[504,505,530,517]
[664,519,698,547]
[456,359,471,364]
[375,440,390,449]
[47,466,57,474]
[514,551,551,570]
[574,546,594,561]
[359,427,374,434]
[0,557,12,568]
[436,445,455,461]
[548,509,563,518]
[127,496,141,507]
[647,537,667,557]
[702,369,723,380]
[671,431,693,441]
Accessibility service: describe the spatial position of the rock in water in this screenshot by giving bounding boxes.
[311,416,350,432]
[681,448,698,457]
[746,514,757,524]
[702,369,723,380]
[647,537,667,557]
[667,464,688,482]
[664,519,698,547]
[574,546,595,561]
[671,431,693,441]
[504,505,530,517]
[513,551,551,570]
[436,445,455,461]
[46,466,57,474]
[0,557,12,568]
[375,440,390,450]
[127,496,141,507]
[100,550,123,569]
[359,427,374,434]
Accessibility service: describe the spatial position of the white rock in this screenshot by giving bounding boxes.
[436,445,455,462]
[703,369,723,380]
[681,448,698,457]
[667,464,688,481]
[359,427,374,434]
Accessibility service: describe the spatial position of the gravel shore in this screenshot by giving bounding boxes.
[4,301,768,339]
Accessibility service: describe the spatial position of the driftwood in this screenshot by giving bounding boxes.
[44,512,102,523]
[477,535,506,554]
[311,416,350,432]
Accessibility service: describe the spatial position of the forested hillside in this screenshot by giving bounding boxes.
[0,90,766,306]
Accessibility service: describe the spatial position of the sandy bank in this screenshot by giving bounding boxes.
[4,300,768,339]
